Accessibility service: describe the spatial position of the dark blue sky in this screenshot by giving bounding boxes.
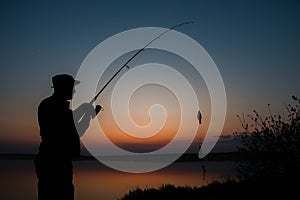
[0,0,299,153]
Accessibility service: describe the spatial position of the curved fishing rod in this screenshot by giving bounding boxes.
[90,21,194,104]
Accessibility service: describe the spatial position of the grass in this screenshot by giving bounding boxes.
[118,176,298,200]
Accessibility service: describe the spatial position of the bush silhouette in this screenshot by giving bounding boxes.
[118,179,297,200]
[235,96,300,180]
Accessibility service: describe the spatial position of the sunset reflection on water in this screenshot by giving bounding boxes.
[0,159,237,200]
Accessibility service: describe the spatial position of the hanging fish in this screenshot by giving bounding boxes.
[197,110,202,124]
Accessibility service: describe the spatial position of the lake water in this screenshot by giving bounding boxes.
[0,159,237,200]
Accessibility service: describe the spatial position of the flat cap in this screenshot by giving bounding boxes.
[52,74,80,88]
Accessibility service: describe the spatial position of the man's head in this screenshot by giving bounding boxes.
[52,74,80,100]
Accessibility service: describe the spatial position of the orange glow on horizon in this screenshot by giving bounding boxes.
[93,108,210,152]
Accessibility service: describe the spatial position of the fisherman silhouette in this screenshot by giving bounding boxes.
[34,74,101,200]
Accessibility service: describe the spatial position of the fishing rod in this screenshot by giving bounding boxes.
[90,21,194,105]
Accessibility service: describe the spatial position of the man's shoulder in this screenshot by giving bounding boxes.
[38,96,55,109]
[38,95,70,111]
[39,95,53,104]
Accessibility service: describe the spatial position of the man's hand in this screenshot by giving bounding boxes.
[93,105,102,118]
[73,103,102,121]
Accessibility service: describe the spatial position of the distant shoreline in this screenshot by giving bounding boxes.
[0,152,241,162]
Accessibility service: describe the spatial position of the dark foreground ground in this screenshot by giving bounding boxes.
[118,177,298,200]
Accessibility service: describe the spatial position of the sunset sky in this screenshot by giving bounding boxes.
[0,0,299,154]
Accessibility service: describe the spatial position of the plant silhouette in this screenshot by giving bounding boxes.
[235,96,300,180]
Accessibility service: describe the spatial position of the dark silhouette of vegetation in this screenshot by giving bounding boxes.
[235,96,300,180]
[118,177,297,200]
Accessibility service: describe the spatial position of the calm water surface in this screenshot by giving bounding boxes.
[0,159,237,200]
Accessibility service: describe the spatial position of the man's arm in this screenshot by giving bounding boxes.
[73,103,101,137]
